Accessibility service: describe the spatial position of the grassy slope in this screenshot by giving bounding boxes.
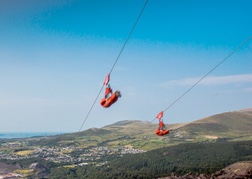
[176,109,252,140]
[100,108,252,149]
[34,108,252,150]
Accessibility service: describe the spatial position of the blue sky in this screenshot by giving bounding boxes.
[0,0,251,132]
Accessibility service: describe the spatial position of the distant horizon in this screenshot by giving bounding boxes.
[0,132,68,134]
[0,132,68,139]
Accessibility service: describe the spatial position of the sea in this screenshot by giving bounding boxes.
[0,132,66,139]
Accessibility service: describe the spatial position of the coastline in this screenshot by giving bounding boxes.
[0,132,66,139]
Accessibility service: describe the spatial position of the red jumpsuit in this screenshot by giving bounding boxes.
[100,91,120,108]
[156,120,169,136]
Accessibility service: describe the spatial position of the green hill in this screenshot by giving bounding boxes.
[171,108,252,141]
[29,108,252,150]
[99,108,252,149]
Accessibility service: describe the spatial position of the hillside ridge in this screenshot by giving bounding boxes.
[26,108,252,150]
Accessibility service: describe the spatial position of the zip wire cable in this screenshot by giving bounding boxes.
[151,35,252,123]
[109,0,149,75]
[79,87,104,131]
[79,0,149,132]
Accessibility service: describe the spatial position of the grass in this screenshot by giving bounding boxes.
[61,149,72,154]
[14,169,34,177]
[0,148,13,154]
[63,164,76,168]
[15,150,33,156]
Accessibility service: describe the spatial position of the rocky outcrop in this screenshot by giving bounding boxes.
[159,161,252,179]
[212,161,252,178]
[29,162,50,178]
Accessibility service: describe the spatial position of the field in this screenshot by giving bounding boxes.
[15,150,33,156]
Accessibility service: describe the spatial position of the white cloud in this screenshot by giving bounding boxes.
[160,74,252,88]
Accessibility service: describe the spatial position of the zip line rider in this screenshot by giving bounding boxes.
[155,111,169,136]
[100,74,121,108]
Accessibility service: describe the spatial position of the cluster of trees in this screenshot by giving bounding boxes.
[49,140,252,179]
